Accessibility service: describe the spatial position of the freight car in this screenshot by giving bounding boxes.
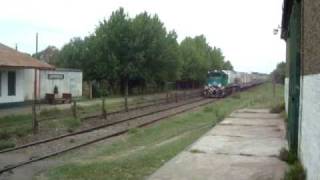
[203,70,267,98]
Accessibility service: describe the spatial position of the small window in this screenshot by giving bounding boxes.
[8,71,16,96]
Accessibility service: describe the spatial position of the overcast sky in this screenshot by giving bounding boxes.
[0,0,285,73]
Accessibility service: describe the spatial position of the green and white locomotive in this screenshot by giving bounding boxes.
[203,70,255,98]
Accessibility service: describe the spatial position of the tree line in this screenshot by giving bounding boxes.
[37,8,233,95]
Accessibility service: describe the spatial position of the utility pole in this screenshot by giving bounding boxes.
[32,33,40,133]
[36,33,38,56]
[15,43,18,51]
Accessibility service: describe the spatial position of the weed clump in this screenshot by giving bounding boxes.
[279,148,306,180]
[270,102,285,113]
[279,148,298,164]
[190,149,205,154]
[284,161,306,180]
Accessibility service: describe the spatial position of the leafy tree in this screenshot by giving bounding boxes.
[56,7,231,101]
[33,46,60,65]
[130,13,181,87]
[58,37,85,69]
[272,62,286,84]
[223,60,233,70]
[179,35,228,83]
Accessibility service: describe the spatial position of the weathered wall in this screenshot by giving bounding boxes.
[0,69,25,104]
[40,69,83,99]
[299,74,320,180]
[23,69,39,101]
[302,0,320,75]
[284,78,289,112]
[298,1,320,179]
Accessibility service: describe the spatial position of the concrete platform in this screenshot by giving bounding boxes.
[148,109,288,180]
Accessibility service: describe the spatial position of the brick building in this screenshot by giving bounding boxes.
[281,0,320,179]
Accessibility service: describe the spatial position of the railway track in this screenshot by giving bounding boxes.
[0,94,202,154]
[0,96,214,175]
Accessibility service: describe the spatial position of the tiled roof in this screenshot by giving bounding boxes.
[0,43,55,70]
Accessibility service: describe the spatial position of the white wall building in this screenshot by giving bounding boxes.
[0,43,82,106]
[282,0,320,179]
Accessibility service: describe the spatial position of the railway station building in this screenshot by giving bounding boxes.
[0,43,83,107]
[281,0,320,179]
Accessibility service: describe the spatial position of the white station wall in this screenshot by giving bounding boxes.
[284,78,289,112]
[0,69,25,104]
[299,74,320,180]
[39,70,82,99]
[0,68,82,104]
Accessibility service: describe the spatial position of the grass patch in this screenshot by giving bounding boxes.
[284,161,306,180]
[190,149,206,154]
[0,140,15,150]
[36,83,285,180]
[270,102,285,113]
[0,115,33,139]
[231,93,241,99]
[39,108,61,117]
[63,118,81,132]
[279,148,306,180]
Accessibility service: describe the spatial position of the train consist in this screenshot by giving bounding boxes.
[203,70,268,98]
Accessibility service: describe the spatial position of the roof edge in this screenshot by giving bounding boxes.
[281,0,294,40]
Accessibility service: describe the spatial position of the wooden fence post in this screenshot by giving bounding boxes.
[102,97,107,120]
[32,100,38,134]
[175,92,178,103]
[72,101,77,119]
[124,78,129,112]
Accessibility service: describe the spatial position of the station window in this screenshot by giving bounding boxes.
[8,71,16,96]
